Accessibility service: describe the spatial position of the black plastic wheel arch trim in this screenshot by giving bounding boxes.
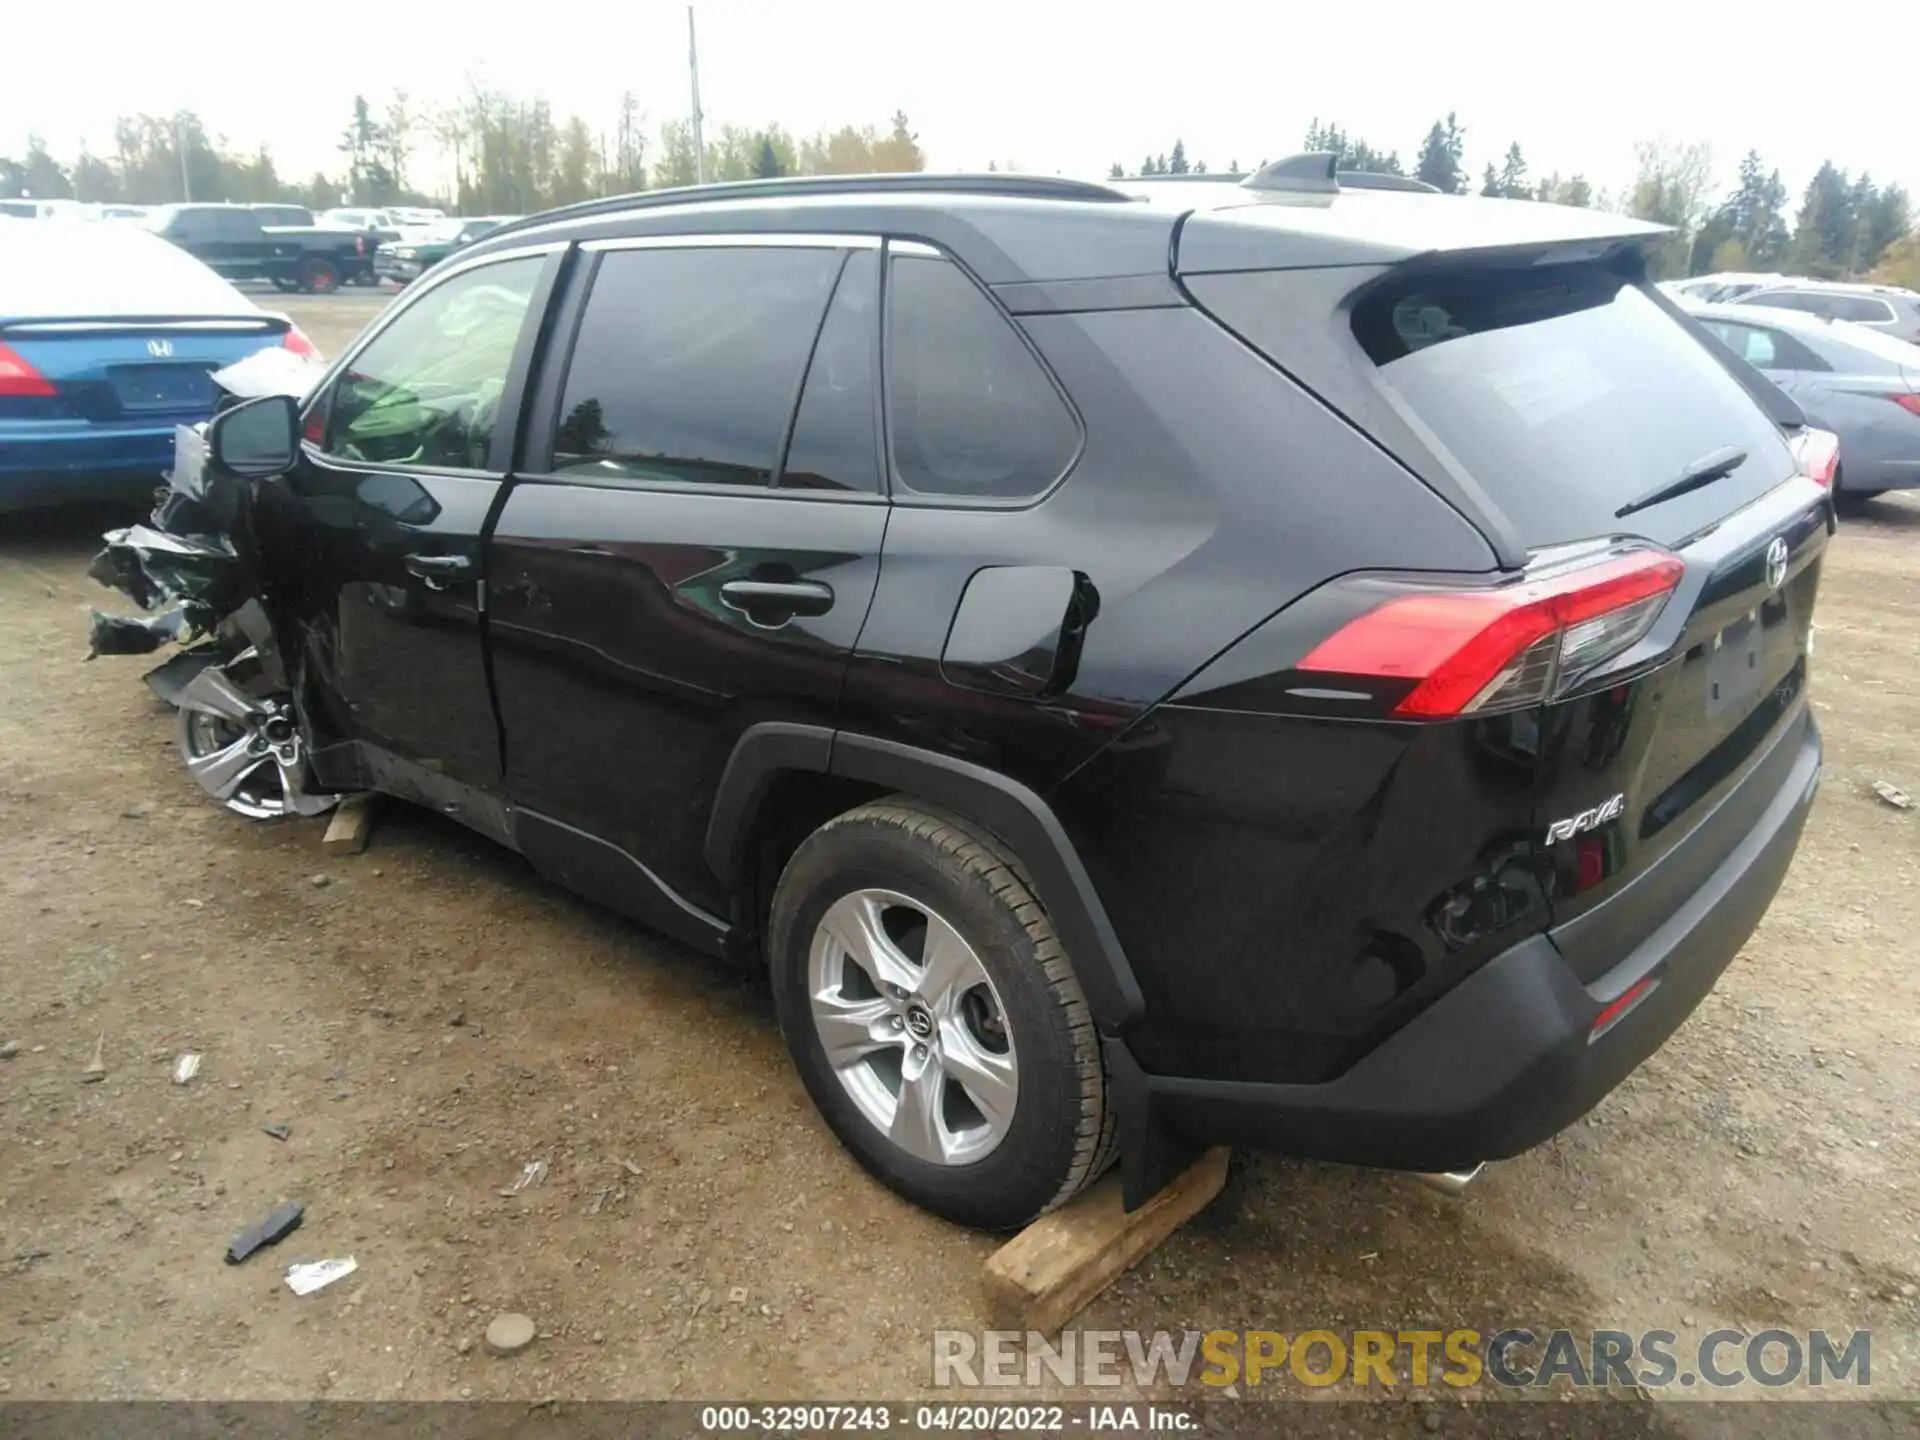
[703,722,1146,1035]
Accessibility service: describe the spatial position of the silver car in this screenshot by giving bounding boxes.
[1691,301,1920,503]
[1732,280,1920,345]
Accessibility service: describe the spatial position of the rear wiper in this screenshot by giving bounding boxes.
[1616,444,1748,519]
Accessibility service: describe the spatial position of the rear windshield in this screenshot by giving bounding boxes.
[1352,264,1795,547]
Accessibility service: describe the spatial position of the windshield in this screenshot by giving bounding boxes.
[1352,263,1796,547]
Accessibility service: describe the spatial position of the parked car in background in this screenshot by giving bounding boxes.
[1734,280,1920,344]
[0,198,96,221]
[0,220,316,510]
[249,203,316,227]
[389,206,447,226]
[99,205,150,222]
[144,203,371,292]
[1690,300,1920,504]
[94,166,1832,1229]
[1662,272,1786,304]
[320,207,403,244]
[374,216,518,285]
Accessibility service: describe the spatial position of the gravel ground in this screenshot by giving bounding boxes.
[2,301,1917,1412]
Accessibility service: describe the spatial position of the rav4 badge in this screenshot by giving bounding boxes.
[1545,793,1626,846]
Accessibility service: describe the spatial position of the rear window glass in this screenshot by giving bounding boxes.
[1352,265,1795,546]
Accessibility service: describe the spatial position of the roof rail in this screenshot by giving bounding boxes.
[1240,153,1440,196]
[482,172,1131,244]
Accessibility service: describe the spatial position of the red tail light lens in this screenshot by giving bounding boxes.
[1299,550,1686,718]
[1787,426,1841,488]
[282,326,318,359]
[1891,394,1920,419]
[0,339,55,398]
[1588,975,1660,1044]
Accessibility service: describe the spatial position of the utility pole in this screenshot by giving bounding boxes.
[687,5,706,185]
[175,115,192,201]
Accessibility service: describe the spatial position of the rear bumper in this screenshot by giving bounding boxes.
[0,424,180,511]
[1130,715,1821,1173]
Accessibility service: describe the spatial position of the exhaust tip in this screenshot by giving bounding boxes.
[1412,1164,1485,1197]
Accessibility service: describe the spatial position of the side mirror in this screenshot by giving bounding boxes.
[208,393,300,477]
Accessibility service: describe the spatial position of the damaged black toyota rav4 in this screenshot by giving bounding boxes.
[94,160,1832,1229]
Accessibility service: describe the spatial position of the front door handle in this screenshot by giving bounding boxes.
[406,552,472,590]
[719,578,835,626]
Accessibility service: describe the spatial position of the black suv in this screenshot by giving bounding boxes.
[127,163,1829,1230]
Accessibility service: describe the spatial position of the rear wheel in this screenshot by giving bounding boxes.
[768,800,1115,1230]
[298,257,339,294]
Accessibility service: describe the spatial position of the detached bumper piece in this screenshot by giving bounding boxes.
[1121,721,1821,1176]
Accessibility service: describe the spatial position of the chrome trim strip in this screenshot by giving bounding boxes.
[580,232,881,253]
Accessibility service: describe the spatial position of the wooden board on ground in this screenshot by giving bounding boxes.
[321,792,382,856]
[984,1146,1230,1335]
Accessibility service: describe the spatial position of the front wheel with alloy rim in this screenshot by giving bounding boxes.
[768,800,1115,1230]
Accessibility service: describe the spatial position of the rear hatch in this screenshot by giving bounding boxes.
[1190,243,1828,981]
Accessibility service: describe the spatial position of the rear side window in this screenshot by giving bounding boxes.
[1701,321,1830,373]
[551,245,840,489]
[1758,291,1832,316]
[886,251,1079,502]
[1351,265,1795,546]
[1831,294,1897,324]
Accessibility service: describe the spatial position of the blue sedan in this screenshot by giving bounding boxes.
[1689,300,1920,506]
[0,220,318,512]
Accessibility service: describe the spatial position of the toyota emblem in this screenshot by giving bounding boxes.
[1764,536,1789,593]
[146,338,174,358]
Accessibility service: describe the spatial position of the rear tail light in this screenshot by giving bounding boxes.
[1299,549,1686,718]
[282,326,319,360]
[0,339,55,398]
[1787,426,1841,488]
[1891,394,1920,419]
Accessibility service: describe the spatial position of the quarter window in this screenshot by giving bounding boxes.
[551,245,841,489]
[318,255,542,471]
[886,251,1079,502]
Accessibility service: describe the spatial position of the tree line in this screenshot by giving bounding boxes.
[1110,115,1914,284]
[0,91,928,217]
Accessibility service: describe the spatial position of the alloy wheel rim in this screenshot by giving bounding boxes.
[175,667,300,820]
[806,887,1018,1166]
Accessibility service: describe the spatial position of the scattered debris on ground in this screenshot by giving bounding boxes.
[485,1313,536,1356]
[1871,778,1914,809]
[172,1052,202,1085]
[286,1257,356,1296]
[225,1201,305,1265]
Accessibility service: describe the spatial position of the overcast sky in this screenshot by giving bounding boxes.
[6,0,1916,206]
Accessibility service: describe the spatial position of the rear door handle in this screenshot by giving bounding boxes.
[719,578,835,624]
[405,552,472,590]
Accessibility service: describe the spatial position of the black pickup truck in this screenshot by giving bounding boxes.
[145,204,372,293]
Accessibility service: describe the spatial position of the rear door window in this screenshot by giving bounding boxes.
[1351,264,1795,547]
[549,244,841,489]
[1832,294,1898,324]
[885,249,1080,502]
[778,249,882,492]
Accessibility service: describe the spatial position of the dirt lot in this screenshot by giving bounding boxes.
[3,295,1919,1409]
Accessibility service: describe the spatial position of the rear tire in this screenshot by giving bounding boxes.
[768,799,1116,1230]
[298,257,339,294]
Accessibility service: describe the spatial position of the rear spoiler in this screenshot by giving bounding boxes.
[0,314,286,335]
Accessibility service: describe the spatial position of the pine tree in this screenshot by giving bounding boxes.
[756,137,781,179]
[1108,161,1124,179]
[1414,112,1466,194]
[1168,140,1190,175]
[1496,143,1528,199]
[1790,161,1858,278]
[1480,162,1500,198]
